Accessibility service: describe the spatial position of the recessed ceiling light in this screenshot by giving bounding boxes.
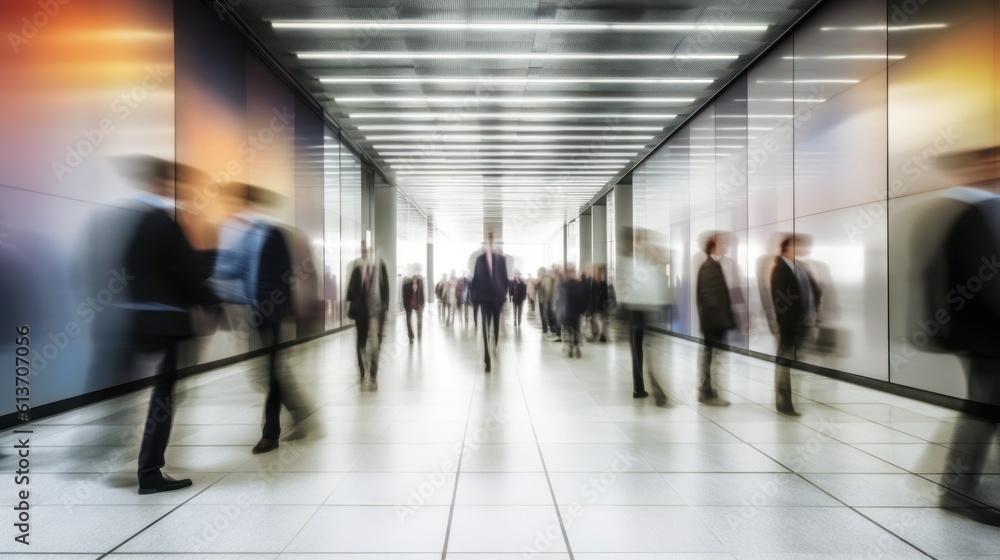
[397,170,615,175]
[336,96,694,104]
[820,24,946,32]
[274,21,768,32]
[383,158,631,164]
[782,55,904,60]
[364,135,654,141]
[755,79,859,84]
[321,77,715,85]
[351,113,676,120]
[378,151,638,156]
[299,52,737,60]
[357,125,665,131]
[374,144,648,150]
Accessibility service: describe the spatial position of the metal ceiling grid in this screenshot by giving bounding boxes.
[223,0,820,244]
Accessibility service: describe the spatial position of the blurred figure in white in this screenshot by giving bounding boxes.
[618,227,671,399]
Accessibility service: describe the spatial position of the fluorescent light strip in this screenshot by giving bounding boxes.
[351,113,676,120]
[397,170,615,175]
[336,96,694,104]
[321,77,714,85]
[274,21,768,32]
[379,152,637,157]
[373,144,647,150]
[358,125,665,131]
[820,24,946,32]
[756,79,859,84]
[364,135,655,141]
[383,158,631,164]
[783,55,904,60]
[391,165,622,170]
[300,52,737,60]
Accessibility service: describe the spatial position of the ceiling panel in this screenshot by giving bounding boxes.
[223,0,821,243]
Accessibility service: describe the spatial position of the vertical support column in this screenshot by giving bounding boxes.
[579,213,593,272]
[373,181,397,320]
[592,204,607,267]
[562,223,568,269]
[614,184,633,289]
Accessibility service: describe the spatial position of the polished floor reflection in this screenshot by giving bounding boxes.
[1,308,999,558]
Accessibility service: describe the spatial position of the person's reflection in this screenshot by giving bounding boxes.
[770,234,821,417]
[931,147,1000,524]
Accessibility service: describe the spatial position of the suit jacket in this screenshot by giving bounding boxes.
[402,276,425,311]
[941,197,1000,356]
[770,257,821,332]
[471,251,509,306]
[123,205,218,343]
[509,279,527,304]
[346,258,389,322]
[255,225,294,323]
[696,257,736,332]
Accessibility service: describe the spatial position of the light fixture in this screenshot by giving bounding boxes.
[396,170,615,175]
[374,144,647,150]
[351,113,677,120]
[383,158,631,164]
[820,23,946,32]
[357,125,666,131]
[336,96,694,104]
[363,135,654,141]
[378,151,638,156]
[274,21,768,32]
[390,165,623,170]
[756,79,859,84]
[320,77,715,85]
[782,55,904,60]
[299,52,738,60]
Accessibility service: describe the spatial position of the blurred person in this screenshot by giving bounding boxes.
[770,234,821,416]
[211,183,311,453]
[619,227,671,399]
[467,271,479,329]
[455,271,469,325]
[324,264,339,322]
[696,232,735,406]
[113,156,220,494]
[927,148,1000,524]
[588,265,612,343]
[402,268,425,343]
[526,273,537,312]
[346,241,389,389]
[445,271,457,326]
[560,264,588,358]
[435,273,448,323]
[544,264,563,341]
[471,231,509,372]
[536,267,553,334]
[509,269,527,328]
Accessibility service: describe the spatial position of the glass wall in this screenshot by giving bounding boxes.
[396,192,428,311]
[0,0,375,416]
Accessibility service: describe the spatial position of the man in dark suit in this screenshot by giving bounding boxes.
[213,184,306,454]
[471,232,509,372]
[402,270,425,343]
[696,232,734,406]
[770,234,821,416]
[509,269,527,328]
[346,241,389,388]
[117,156,219,494]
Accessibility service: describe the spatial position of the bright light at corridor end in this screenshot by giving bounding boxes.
[274,21,768,32]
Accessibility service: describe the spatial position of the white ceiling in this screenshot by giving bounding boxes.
[227,0,820,243]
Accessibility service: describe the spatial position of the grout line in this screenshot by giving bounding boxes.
[439,319,481,560]
[510,314,576,559]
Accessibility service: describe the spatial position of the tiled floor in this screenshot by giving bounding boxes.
[1,307,999,559]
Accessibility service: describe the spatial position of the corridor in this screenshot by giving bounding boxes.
[2,309,998,558]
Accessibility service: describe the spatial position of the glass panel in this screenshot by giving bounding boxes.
[748,37,794,227]
[793,0,888,218]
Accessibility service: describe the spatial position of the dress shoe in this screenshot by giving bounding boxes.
[633,390,649,398]
[776,406,801,417]
[698,395,731,406]
[574,347,582,358]
[599,335,607,343]
[138,473,192,495]
[252,437,279,454]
